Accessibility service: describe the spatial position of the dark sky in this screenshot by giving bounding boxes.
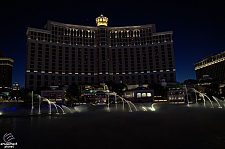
[1,0,225,87]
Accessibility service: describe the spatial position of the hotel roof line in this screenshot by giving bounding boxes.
[26,27,51,35]
[0,57,14,62]
[48,20,156,29]
[27,26,173,36]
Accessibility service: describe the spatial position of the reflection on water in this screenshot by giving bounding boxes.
[0,105,225,148]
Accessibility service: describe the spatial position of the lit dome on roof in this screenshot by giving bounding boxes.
[96,14,108,26]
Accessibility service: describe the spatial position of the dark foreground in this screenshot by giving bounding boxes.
[1,103,225,149]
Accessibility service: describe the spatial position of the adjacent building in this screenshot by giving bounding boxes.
[26,14,176,90]
[0,51,14,92]
[124,86,154,102]
[167,88,186,104]
[41,86,65,104]
[194,50,225,81]
[12,82,20,91]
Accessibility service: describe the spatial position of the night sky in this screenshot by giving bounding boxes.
[1,0,225,88]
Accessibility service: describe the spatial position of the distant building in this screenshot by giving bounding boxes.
[84,89,112,104]
[167,88,186,104]
[194,50,225,81]
[0,51,14,92]
[12,82,20,91]
[26,14,176,90]
[41,86,65,104]
[124,86,154,102]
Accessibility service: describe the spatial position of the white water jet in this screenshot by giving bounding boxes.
[74,107,80,112]
[187,88,199,105]
[117,95,133,112]
[30,91,34,115]
[212,96,223,108]
[52,103,59,114]
[62,105,73,113]
[43,98,61,114]
[200,93,214,108]
[149,103,156,111]
[142,107,147,111]
[190,89,207,108]
[43,98,52,114]
[55,105,66,114]
[127,101,138,111]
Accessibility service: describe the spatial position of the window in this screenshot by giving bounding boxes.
[137,93,141,98]
[147,93,151,97]
[142,93,146,97]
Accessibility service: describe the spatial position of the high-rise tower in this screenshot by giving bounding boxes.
[26,15,176,90]
[0,51,14,92]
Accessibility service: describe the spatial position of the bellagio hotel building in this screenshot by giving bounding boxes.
[26,15,176,90]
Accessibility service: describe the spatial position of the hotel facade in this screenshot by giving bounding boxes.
[26,15,176,90]
[194,50,225,81]
[0,51,14,92]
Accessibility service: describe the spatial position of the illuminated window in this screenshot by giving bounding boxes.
[147,93,151,97]
[137,93,141,98]
[142,93,146,97]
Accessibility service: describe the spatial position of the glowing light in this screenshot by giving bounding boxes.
[142,107,147,111]
[96,14,108,26]
[11,107,16,111]
[2,108,7,111]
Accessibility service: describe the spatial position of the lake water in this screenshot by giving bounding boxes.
[0,103,225,149]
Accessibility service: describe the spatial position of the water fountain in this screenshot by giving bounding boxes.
[42,98,70,115]
[140,103,156,111]
[62,105,73,113]
[187,88,223,108]
[116,95,138,112]
[28,95,74,115]
[2,87,224,117]
[212,96,223,108]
